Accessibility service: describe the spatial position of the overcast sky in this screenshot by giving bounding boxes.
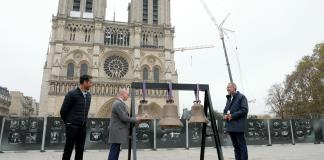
[1,0,324,115]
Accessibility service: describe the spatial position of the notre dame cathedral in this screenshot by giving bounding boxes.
[39,0,179,118]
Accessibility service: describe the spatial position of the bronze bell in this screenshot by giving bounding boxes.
[189,101,208,123]
[159,99,183,128]
[137,100,155,120]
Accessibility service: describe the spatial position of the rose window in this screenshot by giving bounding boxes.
[104,56,129,78]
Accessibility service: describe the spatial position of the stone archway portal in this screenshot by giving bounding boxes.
[96,98,118,118]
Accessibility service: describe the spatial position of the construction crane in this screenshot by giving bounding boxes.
[200,0,235,83]
[174,44,215,66]
[174,44,215,52]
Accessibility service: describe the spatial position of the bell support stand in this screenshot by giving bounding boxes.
[128,82,224,160]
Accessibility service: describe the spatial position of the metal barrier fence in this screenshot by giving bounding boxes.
[0,117,323,152]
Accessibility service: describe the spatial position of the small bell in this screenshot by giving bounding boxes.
[158,99,183,128]
[137,100,155,120]
[189,101,208,124]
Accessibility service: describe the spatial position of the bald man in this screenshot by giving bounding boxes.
[108,90,140,160]
[223,83,249,160]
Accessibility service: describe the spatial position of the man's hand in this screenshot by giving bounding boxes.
[224,114,232,121]
[135,118,141,126]
[227,114,232,121]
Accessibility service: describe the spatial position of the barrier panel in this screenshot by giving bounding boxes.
[156,119,186,149]
[0,117,44,151]
[188,120,215,148]
[85,118,110,150]
[245,119,269,145]
[321,119,324,142]
[218,120,232,146]
[0,117,322,152]
[0,116,3,131]
[291,119,315,143]
[269,119,293,144]
[0,116,4,151]
[135,120,154,149]
[44,117,66,150]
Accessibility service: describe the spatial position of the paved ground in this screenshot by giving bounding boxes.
[0,143,323,160]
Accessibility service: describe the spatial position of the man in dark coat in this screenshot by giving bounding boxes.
[60,75,93,160]
[108,89,140,160]
[223,82,249,160]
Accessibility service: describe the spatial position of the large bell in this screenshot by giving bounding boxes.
[158,99,183,128]
[189,101,208,123]
[137,100,155,120]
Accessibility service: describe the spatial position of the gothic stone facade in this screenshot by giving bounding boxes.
[39,0,179,118]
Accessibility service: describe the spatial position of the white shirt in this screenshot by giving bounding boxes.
[117,97,124,102]
[82,92,87,98]
[79,87,87,98]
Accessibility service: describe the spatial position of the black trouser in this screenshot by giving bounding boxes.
[62,124,87,160]
[228,132,248,160]
[108,143,121,160]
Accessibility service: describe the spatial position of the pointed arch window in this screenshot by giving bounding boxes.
[143,0,148,24]
[80,63,88,76]
[153,0,158,25]
[153,35,158,47]
[73,0,81,11]
[143,67,149,80]
[104,27,130,47]
[153,66,159,82]
[69,27,77,41]
[85,0,93,12]
[67,63,75,80]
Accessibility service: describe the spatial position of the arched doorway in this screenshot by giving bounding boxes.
[96,98,118,118]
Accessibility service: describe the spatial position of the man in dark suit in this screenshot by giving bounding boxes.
[108,89,140,160]
[223,83,249,160]
[60,75,93,160]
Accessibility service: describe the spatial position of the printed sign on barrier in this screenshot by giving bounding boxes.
[269,119,293,144]
[135,120,154,149]
[292,119,315,143]
[156,119,186,149]
[188,119,215,148]
[0,117,44,151]
[245,119,269,145]
[188,122,202,147]
[45,117,66,150]
[85,118,109,150]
